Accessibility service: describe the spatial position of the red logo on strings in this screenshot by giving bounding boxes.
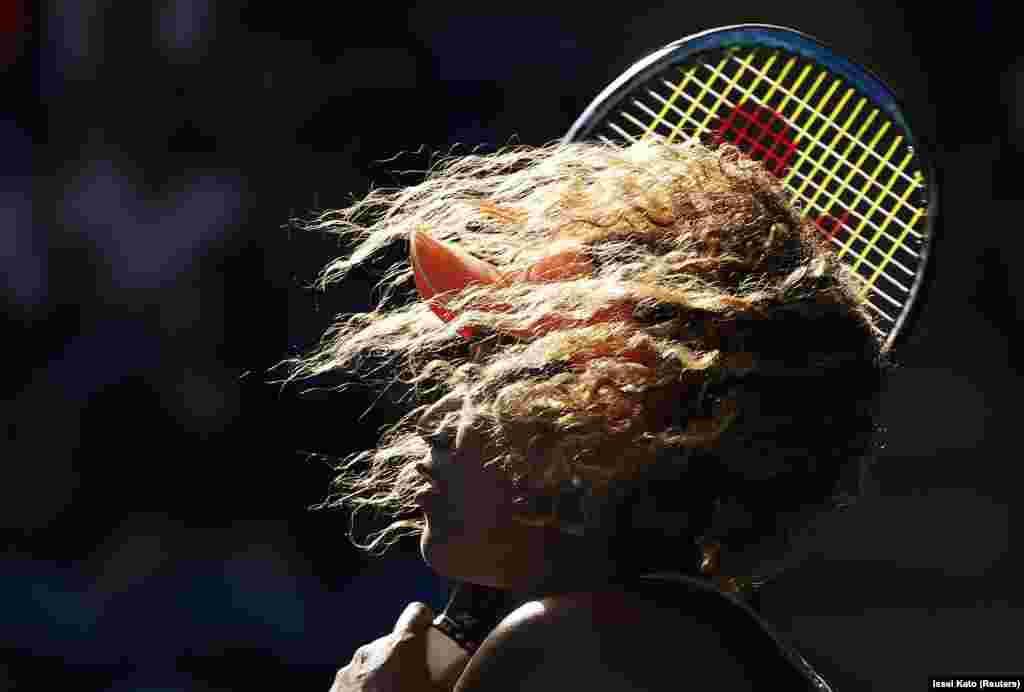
[713,101,849,240]
[714,101,798,178]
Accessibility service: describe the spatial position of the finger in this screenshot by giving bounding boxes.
[393,601,434,634]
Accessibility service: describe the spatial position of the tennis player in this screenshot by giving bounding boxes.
[282,138,888,691]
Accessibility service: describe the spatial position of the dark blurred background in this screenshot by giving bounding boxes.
[4,1,1018,690]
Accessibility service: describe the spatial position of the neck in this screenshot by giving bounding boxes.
[506,528,626,602]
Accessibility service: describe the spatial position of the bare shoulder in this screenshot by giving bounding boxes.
[453,589,752,692]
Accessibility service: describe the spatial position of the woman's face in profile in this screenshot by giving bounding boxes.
[414,393,538,588]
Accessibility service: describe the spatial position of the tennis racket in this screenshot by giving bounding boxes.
[563,23,939,353]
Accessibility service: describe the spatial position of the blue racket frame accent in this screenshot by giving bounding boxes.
[564,24,910,142]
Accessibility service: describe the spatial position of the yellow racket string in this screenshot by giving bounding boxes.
[849,148,913,272]
[596,46,928,342]
[836,131,901,260]
[782,75,841,194]
[643,65,697,141]
[663,66,700,143]
[802,93,865,233]
[763,55,798,104]
[696,50,758,139]
[860,172,926,299]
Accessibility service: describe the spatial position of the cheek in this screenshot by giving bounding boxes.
[432,465,514,535]
[420,466,519,574]
[419,504,502,580]
[435,430,517,526]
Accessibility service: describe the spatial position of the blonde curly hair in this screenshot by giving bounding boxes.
[273,138,888,587]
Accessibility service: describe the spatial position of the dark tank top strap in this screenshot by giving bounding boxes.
[627,571,836,691]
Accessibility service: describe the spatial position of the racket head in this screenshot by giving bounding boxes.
[563,24,939,353]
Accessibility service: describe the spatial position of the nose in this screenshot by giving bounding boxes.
[415,390,464,438]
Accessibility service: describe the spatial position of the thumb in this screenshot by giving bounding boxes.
[394,601,435,635]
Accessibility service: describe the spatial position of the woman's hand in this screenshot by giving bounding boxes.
[331,602,456,692]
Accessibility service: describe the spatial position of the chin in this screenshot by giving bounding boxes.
[420,518,454,572]
[419,516,480,582]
